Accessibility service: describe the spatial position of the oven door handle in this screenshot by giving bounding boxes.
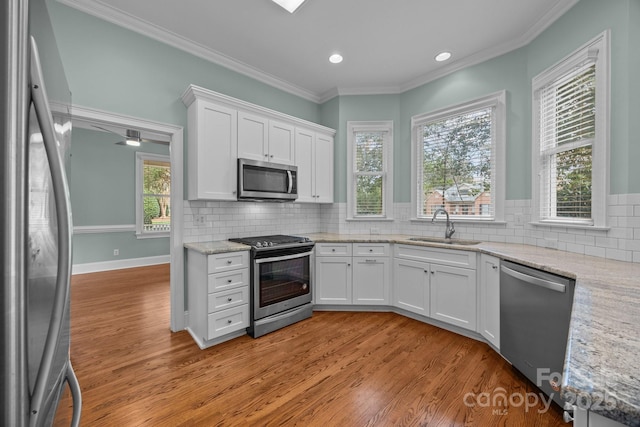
[255,250,313,264]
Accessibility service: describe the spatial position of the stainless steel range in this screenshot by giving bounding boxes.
[229,235,314,338]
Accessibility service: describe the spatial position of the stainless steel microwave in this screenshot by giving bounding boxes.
[237,158,298,202]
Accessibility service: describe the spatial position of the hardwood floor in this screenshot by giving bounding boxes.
[54,264,564,426]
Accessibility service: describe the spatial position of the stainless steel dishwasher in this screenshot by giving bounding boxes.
[500,260,575,408]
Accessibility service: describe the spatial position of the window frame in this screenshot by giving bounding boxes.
[346,121,394,220]
[531,31,610,229]
[135,152,171,238]
[411,90,506,222]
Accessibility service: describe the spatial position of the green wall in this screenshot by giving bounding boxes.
[51,0,638,214]
[70,127,170,264]
[46,1,320,127]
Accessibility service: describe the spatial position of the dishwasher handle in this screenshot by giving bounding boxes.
[501,265,566,293]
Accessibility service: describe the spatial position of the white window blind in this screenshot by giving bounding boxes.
[538,63,595,222]
[417,106,495,219]
[354,131,386,215]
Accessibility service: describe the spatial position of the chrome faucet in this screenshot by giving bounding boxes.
[431,208,455,239]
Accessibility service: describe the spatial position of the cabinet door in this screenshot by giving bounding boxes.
[268,120,295,165]
[393,258,429,316]
[430,264,477,331]
[188,100,237,200]
[294,128,315,203]
[353,258,389,305]
[315,256,352,304]
[237,111,268,161]
[314,133,334,203]
[479,254,500,348]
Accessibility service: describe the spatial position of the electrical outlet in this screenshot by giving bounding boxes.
[195,215,206,226]
[514,213,524,225]
[113,249,119,256]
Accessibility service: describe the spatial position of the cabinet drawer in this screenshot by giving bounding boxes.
[353,243,389,257]
[207,305,249,340]
[315,243,352,257]
[208,268,249,293]
[394,244,476,269]
[208,251,249,273]
[208,286,249,313]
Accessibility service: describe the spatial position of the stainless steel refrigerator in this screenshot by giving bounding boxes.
[1,0,81,425]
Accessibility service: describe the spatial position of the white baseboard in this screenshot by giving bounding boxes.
[72,255,170,275]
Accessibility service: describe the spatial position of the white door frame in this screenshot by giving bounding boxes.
[70,104,185,332]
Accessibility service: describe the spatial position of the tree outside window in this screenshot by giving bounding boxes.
[136,153,170,236]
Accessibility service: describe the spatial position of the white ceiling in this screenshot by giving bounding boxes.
[58,0,579,103]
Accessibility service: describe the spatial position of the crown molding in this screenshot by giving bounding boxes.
[57,0,579,104]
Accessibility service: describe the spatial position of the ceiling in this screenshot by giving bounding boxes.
[58,0,579,103]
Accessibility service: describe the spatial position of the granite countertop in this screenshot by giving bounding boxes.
[184,240,250,254]
[185,233,640,426]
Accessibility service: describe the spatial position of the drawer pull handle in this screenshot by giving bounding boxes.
[369,249,373,252]
[227,297,233,302]
[227,260,232,264]
[332,248,336,252]
[227,319,232,324]
[227,279,233,283]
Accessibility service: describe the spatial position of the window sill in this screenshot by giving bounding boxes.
[346,217,395,222]
[529,221,610,231]
[411,218,507,226]
[136,232,170,239]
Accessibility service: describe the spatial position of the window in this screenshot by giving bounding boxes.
[347,121,393,219]
[412,91,505,221]
[532,31,609,227]
[136,152,171,237]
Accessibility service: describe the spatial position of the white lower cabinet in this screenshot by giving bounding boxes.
[393,245,477,332]
[315,243,390,305]
[429,263,476,331]
[393,258,430,316]
[186,249,250,348]
[315,256,352,304]
[573,407,627,427]
[479,254,500,349]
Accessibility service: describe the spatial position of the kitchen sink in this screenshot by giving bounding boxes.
[408,237,482,246]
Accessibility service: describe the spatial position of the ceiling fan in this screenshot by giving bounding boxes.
[91,125,169,146]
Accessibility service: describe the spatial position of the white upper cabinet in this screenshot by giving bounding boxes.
[295,128,334,203]
[237,111,268,163]
[181,85,335,201]
[185,99,238,200]
[268,120,295,165]
[238,113,295,165]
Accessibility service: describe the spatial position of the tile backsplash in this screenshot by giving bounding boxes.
[183,193,640,263]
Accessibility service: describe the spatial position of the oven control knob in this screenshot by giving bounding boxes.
[268,242,274,246]
[255,242,262,248]
[302,283,308,290]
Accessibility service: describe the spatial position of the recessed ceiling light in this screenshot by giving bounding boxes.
[272,0,307,13]
[435,51,452,62]
[329,53,343,64]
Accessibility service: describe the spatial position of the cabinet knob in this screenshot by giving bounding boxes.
[431,271,435,274]
[424,270,428,273]
[227,297,233,302]
[227,260,232,264]
[347,263,351,267]
[264,154,268,157]
[331,248,336,252]
[227,279,233,283]
[270,154,274,158]
[227,319,232,324]
[369,249,373,252]
[492,265,498,270]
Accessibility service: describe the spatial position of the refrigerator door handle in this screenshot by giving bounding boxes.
[28,36,76,427]
[66,362,82,427]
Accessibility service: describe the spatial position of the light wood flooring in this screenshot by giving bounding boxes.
[53,264,564,426]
